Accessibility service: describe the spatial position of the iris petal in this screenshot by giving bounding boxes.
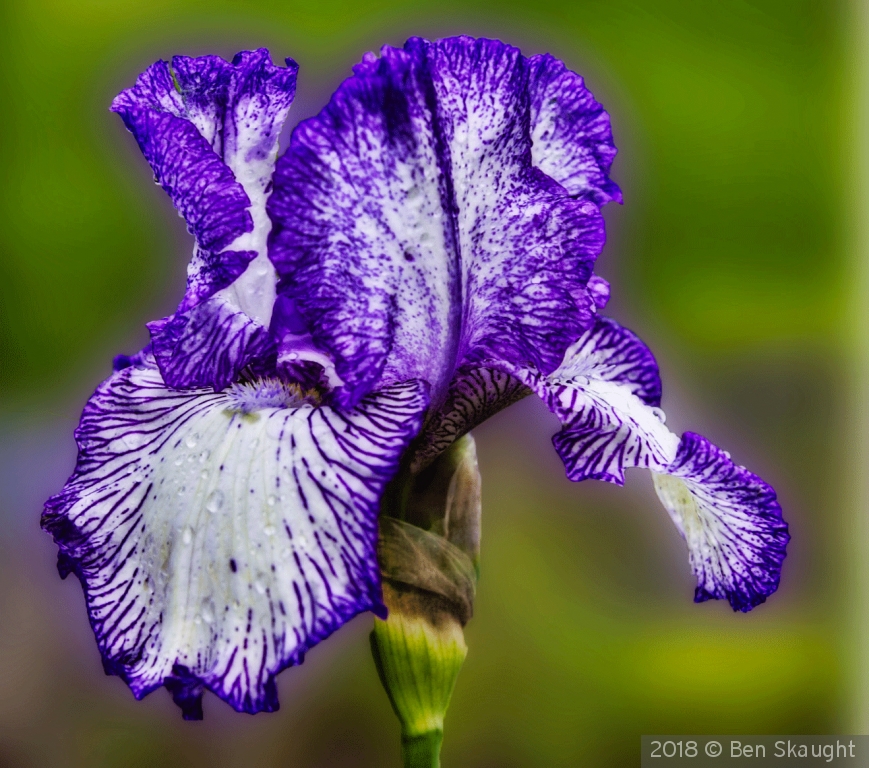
[42,361,428,717]
[527,53,623,205]
[502,315,788,611]
[268,36,610,407]
[510,315,675,484]
[411,367,529,473]
[112,49,297,389]
[653,433,788,612]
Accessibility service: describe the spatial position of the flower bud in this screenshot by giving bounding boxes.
[370,583,467,767]
[373,434,482,767]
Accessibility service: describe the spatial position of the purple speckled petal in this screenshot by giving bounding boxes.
[111,63,254,259]
[42,361,428,717]
[527,53,622,205]
[268,36,607,408]
[586,275,610,311]
[653,433,789,612]
[112,50,298,389]
[507,315,675,485]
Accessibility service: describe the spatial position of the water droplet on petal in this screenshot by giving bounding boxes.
[201,602,215,624]
[206,490,224,513]
[182,526,193,545]
[651,408,666,423]
[254,579,267,594]
[723,450,731,460]
[177,485,186,497]
[198,450,211,464]
[263,525,276,537]
[122,433,145,450]
[200,469,210,479]
[185,434,199,449]
[174,456,185,467]
[266,495,276,507]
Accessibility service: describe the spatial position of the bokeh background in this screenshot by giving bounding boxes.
[0,0,858,766]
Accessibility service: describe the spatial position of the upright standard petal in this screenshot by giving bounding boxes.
[527,53,622,205]
[112,50,298,389]
[42,361,428,717]
[268,36,610,408]
[505,315,788,611]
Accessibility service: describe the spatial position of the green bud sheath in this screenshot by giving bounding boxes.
[372,435,482,768]
[370,583,468,768]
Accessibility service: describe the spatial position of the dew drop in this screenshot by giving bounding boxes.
[198,450,211,464]
[122,433,145,450]
[263,525,276,537]
[185,434,199,449]
[182,526,193,545]
[174,456,185,467]
[200,469,210,479]
[206,490,225,513]
[254,579,267,595]
[651,408,666,423]
[176,485,186,497]
[723,451,731,460]
[201,602,215,624]
[266,495,276,507]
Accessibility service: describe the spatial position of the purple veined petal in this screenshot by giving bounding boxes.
[268,36,608,408]
[652,433,789,612]
[42,361,428,718]
[504,315,677,485]
[527,53,623,205]
[112,50,298,389]
[587,275,610,311]
[146,299,276,392]
[509,314,788,611]
[410,366,530,473]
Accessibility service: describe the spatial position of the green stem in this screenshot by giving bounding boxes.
[401,730,443,768]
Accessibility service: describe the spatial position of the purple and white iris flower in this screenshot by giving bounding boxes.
[42,37,789,720]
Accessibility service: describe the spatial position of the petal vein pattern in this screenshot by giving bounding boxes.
[42,365,428,716]
[653,434,789,612]
[410,367,529,473]
[112,50,298,390]
[509,316,677,485]
[508,315,788,611]
[268,36,610,408]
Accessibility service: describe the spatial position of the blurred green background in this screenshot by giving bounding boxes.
[0,0,853,766]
